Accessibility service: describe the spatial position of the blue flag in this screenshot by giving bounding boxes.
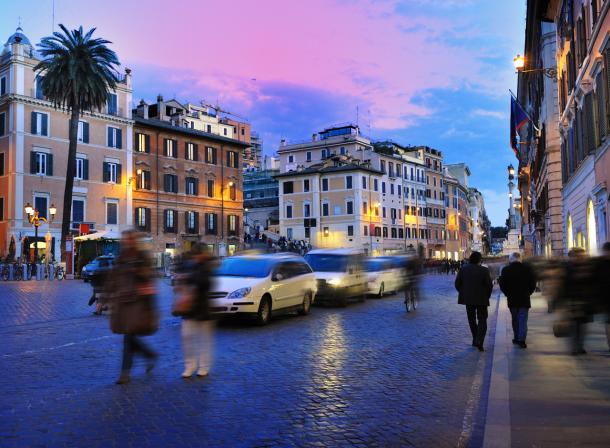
[510,95,529,156]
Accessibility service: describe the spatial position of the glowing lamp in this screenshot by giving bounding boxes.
[513,54,525,71]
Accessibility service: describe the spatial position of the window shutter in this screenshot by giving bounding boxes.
[117,129,122,149]
[145,171,151,189]
[47,153,53,176]
[193,143,198,161]
[236,216,240,235]
[116,164,122,184]
[83,159,89,180]
[145,134,150,153]
[194,178,199,196]
[213,213,217,234]
[31,111,37,134]
[605,47,610,130]
[194,212,199,233]
[107,127,112,147]
[173,175,178,193]
[145,208,151,232]
[163,210,168,232]
[185,142,189,160]
[596,72,606,141]
[226,151,231,167]
[173,210,178,233]
[30,151,36,174]
[212,148,217,165]
[185,211,190,232]
[103,162,110,182]
[173,140,178,158]
[163,139,168,157]
[134,208,139,228]
[83,122,90,144]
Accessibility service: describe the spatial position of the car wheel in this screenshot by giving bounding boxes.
[377,282,385,299]
[256,296,272,325]
[298,292,312,316]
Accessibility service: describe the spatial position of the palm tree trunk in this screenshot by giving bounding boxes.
[60,108,80,261]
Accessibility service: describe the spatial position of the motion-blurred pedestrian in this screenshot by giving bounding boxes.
[173,244,216,378]
[108,230,159,384]
[593,242,610,350]
[455,251,493,351]
[499,252,537,348]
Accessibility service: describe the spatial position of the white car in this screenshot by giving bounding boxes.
[209,254,317,325]
[364,257,405,298]
[304,249,367,306]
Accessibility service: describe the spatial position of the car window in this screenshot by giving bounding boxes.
[214,257,274,278]
[304,254,349,272]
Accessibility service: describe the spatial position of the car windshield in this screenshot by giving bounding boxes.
[364,259,389,272]
[304,254,350,272]
[213,257,274,278]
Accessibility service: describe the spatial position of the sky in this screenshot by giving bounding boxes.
[1,0,525,225]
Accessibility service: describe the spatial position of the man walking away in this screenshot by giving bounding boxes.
[499,252,536,348]
[593,242,610,351]
[455,251,493,351]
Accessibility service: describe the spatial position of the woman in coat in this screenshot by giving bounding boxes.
[109,230,159,384]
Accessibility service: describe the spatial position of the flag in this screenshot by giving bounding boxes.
[510,95,529,157]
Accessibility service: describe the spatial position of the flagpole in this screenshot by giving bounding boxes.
[509,89,540,132]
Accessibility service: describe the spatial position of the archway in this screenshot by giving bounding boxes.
[587,199,597,253]
[567,214,574,250]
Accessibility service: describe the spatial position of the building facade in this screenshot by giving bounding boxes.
[244,168,279,235]
[422,147,447,258]
[0,28,133,259]
[132,97,248,261]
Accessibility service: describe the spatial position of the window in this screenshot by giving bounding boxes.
[390,184,394,195]
[303,179,310,192]
[107,93,118,115]
[323,227,329,237]
[0,76,6,95]
[0,152,4,175]
[286,205,293,218]
[136,133,150,153]
[322,203,329,216]
[383,227,388,238]
[206,213,217,234]
[164,209,177,233]
[389,162,394,177]
[205,146,217,164]
[304,203,311,217]
[134,207,149,230]
[306,151,312,162]
[362,176,367,189]
[185,142,198,161]
[346,175,353,189]
[137,170,151,190]
[31,112,49,136]
[227,151,239,168]
[0,197,3,221]
[73,121,89,144]
[163,138,177,157]
[346,201,354,215]
[34,196,48,220]
[347,225,354,236]
[288,155,295,163]
[322,178,329,191]
[224,128,228,136]
[75,157,89,180]
[364,225,368,236]
[383,207,387,218]
[398,228,404,239]
[380,160,386,173]
[287,228,293,239]
[107,127,122,149]
[373,179,378,191]
[228,215,238,235]
[0,112,5,136]
[283,181,294,194]
[382,182,386,194]
[103,162,120,183]
[185,211,198,234]
[304,227,310,238]
[35,75,44,99]
[185,177,198,195]
[31,152,53,176]
[207,124,212,133]
[72,198,85,223]
[362,201,368,215]
[321,148,328,159]
[207,179,215,198]
[391,228,397,239]
[164,174,178,193]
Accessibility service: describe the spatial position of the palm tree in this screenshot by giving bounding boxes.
[35,25,120,260]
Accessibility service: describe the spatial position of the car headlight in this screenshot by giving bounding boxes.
[328,277,342,287]
[227,287,251,299]
[82,267,87,272]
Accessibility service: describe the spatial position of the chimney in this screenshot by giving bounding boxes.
[280,138,286,147]
[312,133,317,141]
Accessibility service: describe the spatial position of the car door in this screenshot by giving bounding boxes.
[269,262,292,309]
[285,261,310,306]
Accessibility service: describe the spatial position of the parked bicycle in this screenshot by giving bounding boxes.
[45,261,65,280]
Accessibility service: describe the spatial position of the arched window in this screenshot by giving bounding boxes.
[567,214,574,250]
[587,199,597,253]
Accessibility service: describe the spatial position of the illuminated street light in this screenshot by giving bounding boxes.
[513,54,525,70]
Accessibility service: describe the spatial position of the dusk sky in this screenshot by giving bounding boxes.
[2,0,525,225]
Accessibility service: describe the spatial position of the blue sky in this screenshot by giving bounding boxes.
[1,0,525,225]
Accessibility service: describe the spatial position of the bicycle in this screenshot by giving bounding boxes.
[13,262,24,281]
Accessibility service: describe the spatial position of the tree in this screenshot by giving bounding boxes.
[35,25,120,260]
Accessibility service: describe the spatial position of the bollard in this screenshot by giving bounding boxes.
[9,264,14,281]
[49,264,54,281]
[37,263,43,281]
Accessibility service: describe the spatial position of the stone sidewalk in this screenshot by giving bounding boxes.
[485,293,610,447]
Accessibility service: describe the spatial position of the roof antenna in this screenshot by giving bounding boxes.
[52,0,55,32]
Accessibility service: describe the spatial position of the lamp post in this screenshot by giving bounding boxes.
[508,164,515,229]
[513,54,557,79]
[24,202,56,262]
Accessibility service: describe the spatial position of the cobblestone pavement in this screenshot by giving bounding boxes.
[0,274,496,447]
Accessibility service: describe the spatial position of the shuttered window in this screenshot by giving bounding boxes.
[185,211,199,234]
[584,92,596,153]
[78,121,89,143]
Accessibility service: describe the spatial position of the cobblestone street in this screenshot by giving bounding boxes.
[1,274,495,447]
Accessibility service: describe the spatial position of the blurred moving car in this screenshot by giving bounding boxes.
[209,253,317,325]
[364,257,404,298]
[81,255,114,282]
[304,249,367,306]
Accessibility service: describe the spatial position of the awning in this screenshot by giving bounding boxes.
[74,230,121,241]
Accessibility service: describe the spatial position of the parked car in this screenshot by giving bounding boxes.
[81,255,114,282]
[209,253,317,325]
[304,249,367,306]
[364,257,404,298]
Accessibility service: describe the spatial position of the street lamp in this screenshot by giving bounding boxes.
[24,202,56,262]
[513,54,557,79]
[508,164,515,180]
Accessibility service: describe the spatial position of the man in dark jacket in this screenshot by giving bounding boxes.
[499,252,536,348]
[593,242,610,350]
[455,251,494,351]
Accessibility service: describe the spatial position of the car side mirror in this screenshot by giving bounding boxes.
[273,273,284,282]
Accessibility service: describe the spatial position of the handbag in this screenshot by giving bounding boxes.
[172,282,196,317]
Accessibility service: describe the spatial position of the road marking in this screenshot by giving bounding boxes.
[483,294,511,448]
